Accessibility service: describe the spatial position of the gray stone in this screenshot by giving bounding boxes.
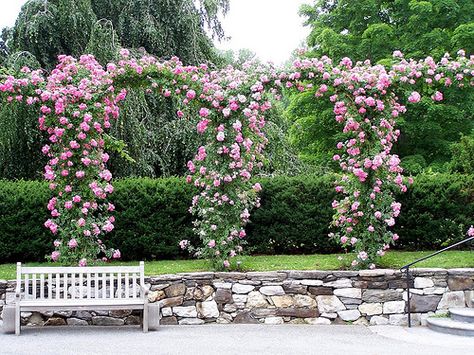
[260,286,285,296]
[465,290,474,308]
[447,269,474,276]
[67,318,88,326]
[125,315,141,325]
[388,314,408,326]
[299,280,324,286]
[233,311,259,324]
[44,317,67,326]
[246,272,287,282]
[308,287,333,295]
[320,312,337,319]
[214,289,233,303]
[383,301,405,314]
[160,296,183,308]
[92,316,124,326]
[362,289,402,302]
[423,287,446,295]
[288,318,307,324]
[180,272,214,280]
[109,309,132,318]
[178,318,205,325]
[337,309,361,321]
[160,316,178,325]
[264,317,284,324]
[216,312,233,324]
[359,269,395,277]
[286,271,330,279]
[181,300,196,307]
[232,294,248,304]
[316,295,346,313]
[92,311,109,316]
[27,313,44,326]
[148,290,166,303]
[54,311,72,318]
[173,306,197,318]
[271,295,294,308]
[305,317,331,325]
[339,297,362,305]
[212,282,232,289]
[334,288,362,299]
[197,300,219,318]
[276,308,319,318]
[370,316,389,325]
[20,312,32,319]
[223,304,238,312]
[74,311,92,320]
[354,317,369,326]
[165,283,186,297]
[437,291,465,309]
[161,307,173,317]
[358,303,382,316]
[251,308,278,317]
[448,276,474,291]
[214,272,246,280]
[323,279,352,288]
[193,285,214,301]
[246,291,268,308]
[414,277,434,289]
[232,283,255,294]
[150,283,170,291]
[294,295,317,308]
[282,281,307,294]
[410,294,442,313]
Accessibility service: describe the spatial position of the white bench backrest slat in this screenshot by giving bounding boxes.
[16,262,145,302]
[40,274,45,299]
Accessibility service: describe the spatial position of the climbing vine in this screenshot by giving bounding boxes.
[0,49,472,269]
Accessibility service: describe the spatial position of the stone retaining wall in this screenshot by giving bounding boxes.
[1,268,473,327]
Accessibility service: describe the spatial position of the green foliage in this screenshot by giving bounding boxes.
[450,134,474,173]
[0,180,52,262]
[0,0,235,180]
[0,174,471,263]
[293,0,474,170]
[394,173,474,250]
[246,175,339,254]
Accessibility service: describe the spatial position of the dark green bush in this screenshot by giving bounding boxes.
[247,175,338,254]
[394,173,474,250]
[0,173,472,263]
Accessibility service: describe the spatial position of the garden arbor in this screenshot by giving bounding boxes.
[0,49,472,270]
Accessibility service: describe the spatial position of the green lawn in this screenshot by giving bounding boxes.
[0,250,472,280]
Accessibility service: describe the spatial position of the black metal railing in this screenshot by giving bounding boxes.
[400,236,474,327]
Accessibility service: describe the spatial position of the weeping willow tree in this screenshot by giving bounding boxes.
[0,0,229,179]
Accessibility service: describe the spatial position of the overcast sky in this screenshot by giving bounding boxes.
[0,0,311,64]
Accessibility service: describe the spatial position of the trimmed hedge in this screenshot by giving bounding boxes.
[0,173,472,263]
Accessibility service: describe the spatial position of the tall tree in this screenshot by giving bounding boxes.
[290,0,474,172]
[0,0,231,179]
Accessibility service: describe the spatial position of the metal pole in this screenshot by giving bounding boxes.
[406,267,411,328]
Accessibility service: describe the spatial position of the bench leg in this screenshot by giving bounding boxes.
[1,305,15,334]
[148,303,161,331]
[143,304,149,333]
[15,303,20,336]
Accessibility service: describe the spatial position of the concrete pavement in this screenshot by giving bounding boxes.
[1,324,473,355]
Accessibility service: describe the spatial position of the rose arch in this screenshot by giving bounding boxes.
[0,49,472,270]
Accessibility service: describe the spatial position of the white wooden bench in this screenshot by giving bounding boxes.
[8,261,157,335]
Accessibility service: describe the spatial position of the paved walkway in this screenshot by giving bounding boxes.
[1,325,473,355]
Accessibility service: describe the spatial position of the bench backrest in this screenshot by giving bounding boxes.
[16,262,145,301]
